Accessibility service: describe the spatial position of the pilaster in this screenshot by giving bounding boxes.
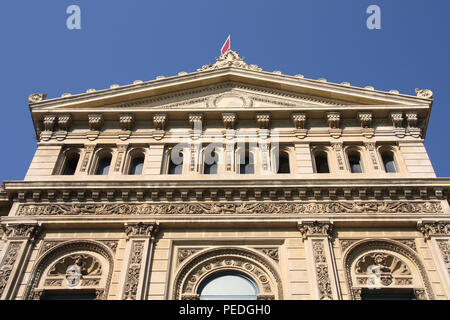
[0,224,42,300]
[298,221,341,300]
[121,222,159,300]
[417,221,450,298]
[331,142,346,173]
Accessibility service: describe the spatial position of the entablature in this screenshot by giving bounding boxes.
[3,179,449,209]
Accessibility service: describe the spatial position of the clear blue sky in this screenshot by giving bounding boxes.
[0,0,449,180]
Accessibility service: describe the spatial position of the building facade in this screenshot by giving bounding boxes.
[0,50,449,300]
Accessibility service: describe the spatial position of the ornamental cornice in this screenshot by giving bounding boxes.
[40,82,349,113]
[5,182,449,205]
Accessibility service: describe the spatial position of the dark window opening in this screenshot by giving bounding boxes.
[168,153,183,175]
[62,154,80,175]
[41,290,97,300]
[129,156,144,175]
[314,154,330,173]
[382,152,397,173]
[204,152,218,175]
[240,153,254,174]
[278,154,290,174]
[96,156,112,175]
[349,153,363,173]
[361,289,416,300]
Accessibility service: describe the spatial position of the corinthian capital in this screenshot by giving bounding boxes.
[298,221,333,239]
[125,222,160,241]
[3,224,42,241]
[417,221,450,240]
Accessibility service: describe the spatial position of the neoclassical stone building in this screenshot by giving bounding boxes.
[0,50,449,300]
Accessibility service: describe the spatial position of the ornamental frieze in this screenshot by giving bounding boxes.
[17,201,443,216]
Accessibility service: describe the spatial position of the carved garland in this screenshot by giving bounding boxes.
[173,248,282,300]
[0,242,22,297]
[312,240,333,300]
[18,201,443,216]
[436,240,450,274]
[123,241,144,300]
[343,239,435,300]
[24,240,114,300]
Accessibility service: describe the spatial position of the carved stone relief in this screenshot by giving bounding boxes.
[178,248,202,265]
[123,241,144,300]
[417,222,450,240]
[18,201,443,216]
[354,252,411,287]
[312,240,333,300]
[3,224,42,241]
[344,240,435,300]
[24,241,114,300]
[0,242,21,297]
[257,248,279,262]
[437,240,450,273]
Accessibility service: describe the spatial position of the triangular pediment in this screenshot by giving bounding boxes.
[29,50,433,117]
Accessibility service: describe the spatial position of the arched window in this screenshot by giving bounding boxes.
[348,151,363,173]
[344,240,434,301]
[381,150,397,173]
[95,154,112,175]
[62,153,80,175]
[313,151,330,174]
[240,152,254,174]
[277,152,290,174]
[198,273,258,300]
[24,242,113,300]
[129,156,144,175]
[204,151,218,175]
